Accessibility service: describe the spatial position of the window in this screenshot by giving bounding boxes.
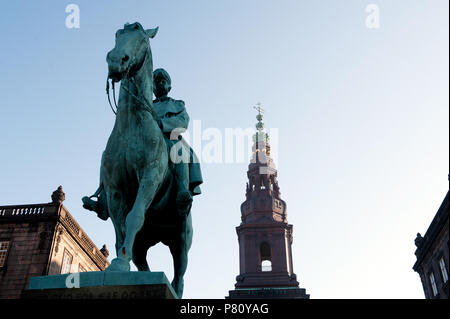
[0,241,10,267]
[260,242,272,272]
[429,272,438,297]
[262,260,272,272]
[439,257,448,283]
[60,249,73,274]
[78,264,86,272]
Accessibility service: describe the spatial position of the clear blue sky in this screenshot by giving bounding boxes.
[0,1,448,298]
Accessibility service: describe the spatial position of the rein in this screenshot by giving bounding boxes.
[106,79,117,115]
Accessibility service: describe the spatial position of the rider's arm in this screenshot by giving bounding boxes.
[160,100,189,135]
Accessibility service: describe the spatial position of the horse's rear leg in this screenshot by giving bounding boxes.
[169,215,193,298]
[132,240,150,271]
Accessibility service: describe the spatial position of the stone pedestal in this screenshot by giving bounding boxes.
[22,271,177,299]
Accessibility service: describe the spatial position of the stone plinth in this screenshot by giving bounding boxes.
[22,271,177,299]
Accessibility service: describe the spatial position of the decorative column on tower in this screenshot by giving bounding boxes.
[227,104,309,299]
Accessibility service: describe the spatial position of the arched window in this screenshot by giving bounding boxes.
[260,242,272,272]
[261,260,272,272]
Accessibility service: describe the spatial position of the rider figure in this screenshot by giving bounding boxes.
[82,68,202,218]
[153,68,202,214]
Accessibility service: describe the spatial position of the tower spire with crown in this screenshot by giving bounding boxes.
[227,104,309,299]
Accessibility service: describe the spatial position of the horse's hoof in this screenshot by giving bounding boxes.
[171,278,184,299]
[105,257,130,272]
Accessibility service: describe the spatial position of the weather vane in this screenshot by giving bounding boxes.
[253,102,264,116]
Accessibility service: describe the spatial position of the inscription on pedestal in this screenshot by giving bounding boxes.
[23,284,174,299]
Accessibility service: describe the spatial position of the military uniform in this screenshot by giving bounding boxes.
[153,96,203,196]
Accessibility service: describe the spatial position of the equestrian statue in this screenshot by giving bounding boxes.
[81,22,202,298]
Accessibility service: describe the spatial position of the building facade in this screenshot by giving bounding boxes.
[413,190,449,299]
[227,108,309,299]
[0,186,109,299]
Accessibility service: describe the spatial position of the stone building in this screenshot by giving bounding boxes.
[413,190,449,299]
[0,186,109,299]
[227,107,309,299]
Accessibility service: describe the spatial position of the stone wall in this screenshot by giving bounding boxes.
[414,191,449,299]
[416,219,449,298]
[0,199,109,299]
[0,204,57,299]
[47,222,106,275]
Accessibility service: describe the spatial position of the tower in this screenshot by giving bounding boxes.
[227,105,309,299]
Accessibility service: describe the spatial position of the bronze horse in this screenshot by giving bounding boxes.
[83,22,193,298]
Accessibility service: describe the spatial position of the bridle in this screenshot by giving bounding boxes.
[106,31,156,118]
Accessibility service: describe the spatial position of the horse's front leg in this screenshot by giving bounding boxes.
[120,173,162,262]
[104,188,129,271]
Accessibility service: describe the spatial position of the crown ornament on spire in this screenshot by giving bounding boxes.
[246,103,281,199]
[252,103,270,155]
[254,102,264,132]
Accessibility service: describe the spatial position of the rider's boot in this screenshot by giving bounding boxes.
[176,189,192,217]
[82,195,108,221]
[82,196,99,212]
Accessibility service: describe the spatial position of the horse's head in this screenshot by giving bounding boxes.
[106,22,158,82]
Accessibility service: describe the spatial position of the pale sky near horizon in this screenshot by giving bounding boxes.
[0,1,448,299]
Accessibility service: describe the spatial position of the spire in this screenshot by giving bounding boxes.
[228,103,309,299]
[252,103,270,156]
[246,104,281,202]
